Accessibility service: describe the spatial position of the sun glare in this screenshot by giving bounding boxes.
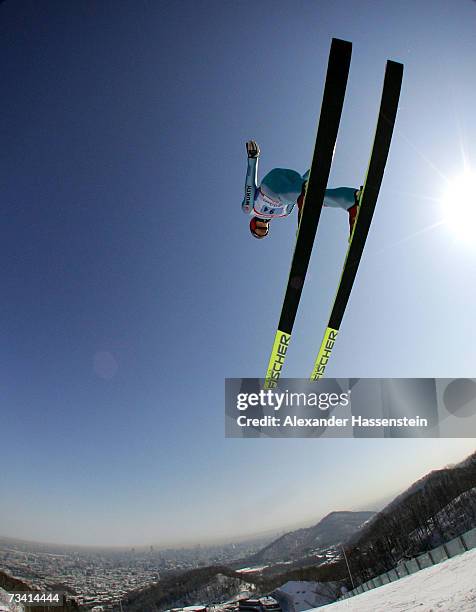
[442,171,476,242]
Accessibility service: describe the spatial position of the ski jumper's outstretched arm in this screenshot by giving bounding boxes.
[242,141,260,214]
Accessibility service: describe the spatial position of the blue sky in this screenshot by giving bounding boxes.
[0,0,475,547]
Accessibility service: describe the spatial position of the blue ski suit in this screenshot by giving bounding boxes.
[242,157,356,220]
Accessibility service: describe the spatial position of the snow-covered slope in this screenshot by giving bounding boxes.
[274,580,337,611]
[313,548,476,612]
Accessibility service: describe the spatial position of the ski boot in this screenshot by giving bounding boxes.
[347,187,362,241]
[297,180,308,229]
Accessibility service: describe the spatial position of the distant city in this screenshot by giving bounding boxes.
[0,535,274,609]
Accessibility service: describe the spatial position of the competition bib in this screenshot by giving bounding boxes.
[253,188,289,218]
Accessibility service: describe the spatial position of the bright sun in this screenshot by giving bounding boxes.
[442,171,476,242]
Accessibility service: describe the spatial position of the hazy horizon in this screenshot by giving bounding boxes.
[1,443,474,548]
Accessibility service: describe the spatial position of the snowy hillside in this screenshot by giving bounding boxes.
[274,580,338,611]
[350,449,476,544]
[314,547,476,612]
[251,512,374,564]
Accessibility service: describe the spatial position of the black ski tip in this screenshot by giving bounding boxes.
[386,59,404,77]
[331,37,352,48]
[330,38,353,55]
[382,60,404,102]
[327,38,352,79]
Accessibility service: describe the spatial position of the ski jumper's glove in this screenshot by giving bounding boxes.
[246,140,260,158]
